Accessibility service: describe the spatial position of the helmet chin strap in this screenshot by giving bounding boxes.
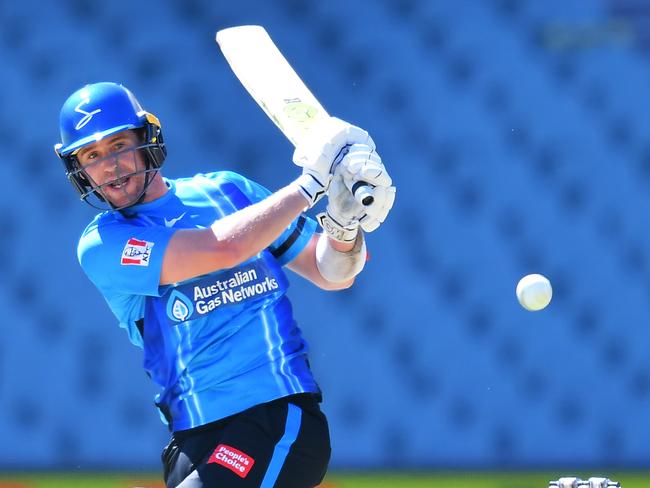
[134,167,158,206]
[111,166,160,212]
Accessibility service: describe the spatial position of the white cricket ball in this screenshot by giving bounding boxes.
[516,274,552,311]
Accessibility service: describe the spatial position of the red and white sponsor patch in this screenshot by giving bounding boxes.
[121,238,154,266]
[208,444,255,478]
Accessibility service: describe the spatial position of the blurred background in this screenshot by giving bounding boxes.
[2,0,650,484]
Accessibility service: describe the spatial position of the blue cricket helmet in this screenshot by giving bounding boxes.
[55,82,166,204]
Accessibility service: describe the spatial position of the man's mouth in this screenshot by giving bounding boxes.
[109,176,130,189]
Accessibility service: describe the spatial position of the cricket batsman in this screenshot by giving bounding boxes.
[55,81,395,487]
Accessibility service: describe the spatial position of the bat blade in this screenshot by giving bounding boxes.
[216,25,374,206]
[216,25,328,146]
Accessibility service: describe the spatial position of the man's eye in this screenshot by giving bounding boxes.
[114,143,125,151]
[86,152,98,160]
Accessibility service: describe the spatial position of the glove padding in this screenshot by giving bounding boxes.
[293,117,373,207]
[317,144,396,241]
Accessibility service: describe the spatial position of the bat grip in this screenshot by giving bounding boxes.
[350,180,374,207]
[333,144,374,206]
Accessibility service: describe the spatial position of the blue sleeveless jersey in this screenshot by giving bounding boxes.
[77,171,320,431]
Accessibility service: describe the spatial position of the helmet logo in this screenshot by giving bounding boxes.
[74,98,102,130]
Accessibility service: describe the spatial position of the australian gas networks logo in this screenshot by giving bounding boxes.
[166,290,195,322]
[165,265,281,324]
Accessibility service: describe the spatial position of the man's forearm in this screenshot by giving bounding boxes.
[161,181,309,285]
[211,180,309,264]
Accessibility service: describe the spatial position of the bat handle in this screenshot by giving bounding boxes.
[350,180,375,207]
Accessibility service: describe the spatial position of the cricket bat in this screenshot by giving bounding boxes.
[216,25,374,206]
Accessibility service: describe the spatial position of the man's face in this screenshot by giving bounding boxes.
[76,130,148,209]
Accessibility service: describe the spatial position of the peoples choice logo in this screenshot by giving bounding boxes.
[166,290,194,322]
[208,444,254,478]
[121,238,154,266]
[74,98,102,130]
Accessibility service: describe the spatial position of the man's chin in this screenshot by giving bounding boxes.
[103,179,145,208]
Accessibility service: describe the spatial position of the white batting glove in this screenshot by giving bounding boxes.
[357,184,396,232]
[318,145,396,241]
[338,144,396,232]
[293,117,374,207]
[317,175,363,242]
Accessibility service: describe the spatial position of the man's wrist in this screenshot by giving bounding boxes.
[316,211,359,243]
[294,173,329,208]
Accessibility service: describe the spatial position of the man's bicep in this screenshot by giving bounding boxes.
[160,228,237,285]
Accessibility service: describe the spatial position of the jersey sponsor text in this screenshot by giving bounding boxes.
[193,269,257,299]
[165,262,283,323]
[196,276,279,313]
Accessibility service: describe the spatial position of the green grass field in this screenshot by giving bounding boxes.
[0,472,648,488]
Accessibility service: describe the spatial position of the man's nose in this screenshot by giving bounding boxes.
[101,154,122,176]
